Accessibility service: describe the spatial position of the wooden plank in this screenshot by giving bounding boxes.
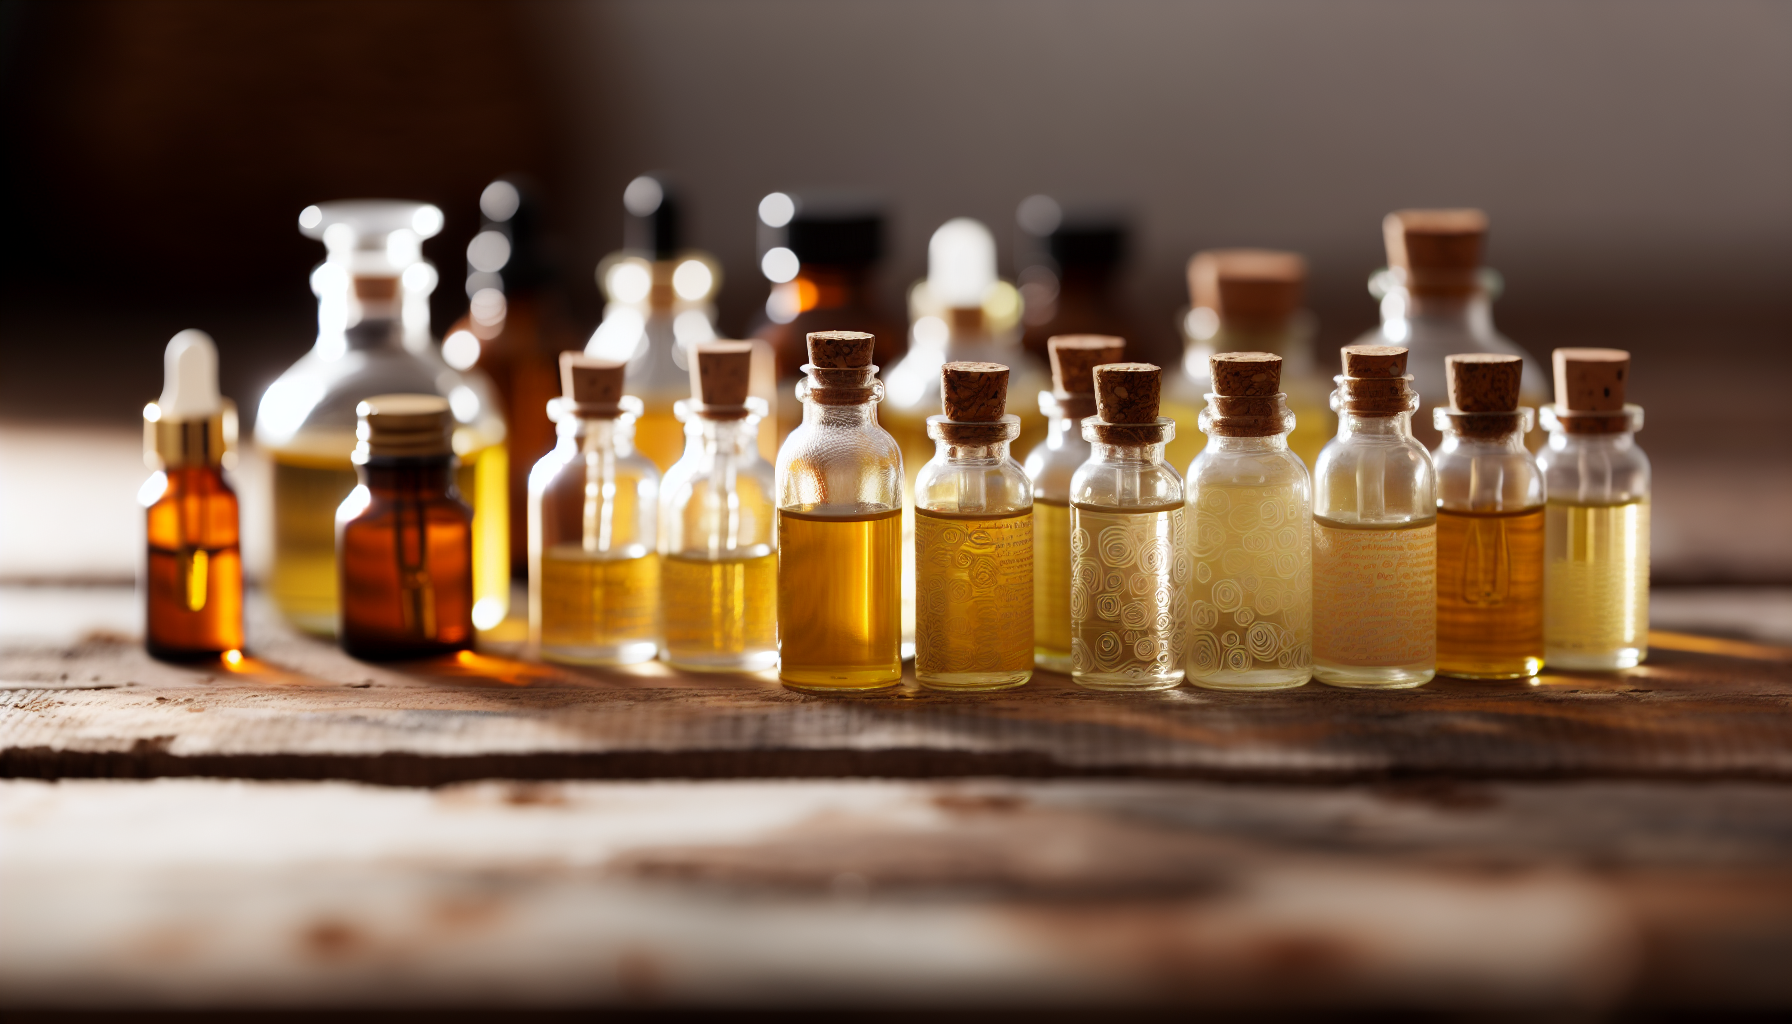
[2,598,1789,785]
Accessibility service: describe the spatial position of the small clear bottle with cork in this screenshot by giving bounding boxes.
[141,330,243,661]
[1069,363,1189,691]
[775,331,904,693]
[1185,352,1312,691]
[1537,348,1649,669]
[1433,354,1545,679]
[528,354,661,665]
[914,361,1034,691]
[659,342,777,672]
[336,395,474,660]
[1312,345,1437,689]
[1023,335,1125,673]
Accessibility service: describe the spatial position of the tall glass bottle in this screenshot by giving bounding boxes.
[1185,352,1312,691]
[914,362,1033,691]
[1312,346,1437,689]
[336,395,473,660]
[1354,209,1547,449]
[1538,348,1650,669]
[1023,335,1125,673]
[528,354,660,665]
[141,330,243,660]
[1164,250,1333,472]
[660,342,777,672]
[1432,354,1545,679]
[1069,363,1189,691]
[1014,196,1138,361]
[775,331,903,693]
[257,201,509,636]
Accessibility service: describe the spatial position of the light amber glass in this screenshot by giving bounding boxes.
[1545,498,1650,668]
[1437,507,1545,678]
[143,466,243,659]
[776,506,902,689]
[662,552,776,665]
[1031,498,1072,668]
[336,459,474,660]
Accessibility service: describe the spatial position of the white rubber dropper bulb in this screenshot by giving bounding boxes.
[928,217,996,308]
[158,329,222,420]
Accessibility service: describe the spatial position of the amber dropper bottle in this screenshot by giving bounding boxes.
[141,330,243,660]
[337,395,474,659]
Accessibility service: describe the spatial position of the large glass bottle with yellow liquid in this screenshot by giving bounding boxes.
[528,354,660,665]
[256,201,509,636]
[775,331,904,693]
[1537,348,1649,670]
[659,343,777,672]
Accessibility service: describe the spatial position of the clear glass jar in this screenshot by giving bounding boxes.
[1537,404,1650,669]
[1022,390,1094,673]
[1432,407,1545,679]
[659,397,777,672]
[257,201,509,636]
[528,396,660,665]
[914,411,1033,692]
[1186,396,1312,691]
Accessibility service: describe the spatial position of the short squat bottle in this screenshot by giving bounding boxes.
[1433,355,1545,679]
[1069,363,1189,691]
[775,331,903,692]
[1023,335,1125,673]
[529,354,660,665]
[1311,346,1437,689]
[659,342,777,672]
[915,361,1034,691]
[337,395,474,659]
[1185,352,1312,691]
[1537,348,1650,669]
[141,330,243,660]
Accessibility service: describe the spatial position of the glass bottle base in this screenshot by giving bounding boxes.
[1188,667,1312,692]
[540,639,659,667]
[1438,655,1544,680]
[1034,648,1073,674]
[1313,661,1434,689]
[1071,671,1186,693]
[1545,647,1645,671]
[917,670,1032,693]
[663,649,780,674]
[780,664,904,694]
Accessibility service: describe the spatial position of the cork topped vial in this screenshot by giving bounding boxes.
[1537,348,1650,670]
[914,361,1034,691]
[1024,335,1125,673]
[1311,346,1437,689]
[775,331,904,692]
[1069,363,1189,691]
[141,330,243,661]
[659,342,776,672]
[528,354,661,666]
[336,395,474,660]
[1432,354,1545,679]
[1186,352,1312,691]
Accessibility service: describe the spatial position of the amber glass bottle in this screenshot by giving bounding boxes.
[337,395,474,659]
[141,330,243,660]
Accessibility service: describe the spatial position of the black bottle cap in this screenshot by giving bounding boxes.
[778,192,884,267]
[474,176,553,292]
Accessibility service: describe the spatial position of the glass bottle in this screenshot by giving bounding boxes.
[528,354,660,666]
[336,395,473,660]
[1164,250,1333,472]
[1023,335,1125,673]
[1186,352,1312,691]
[1311,345,1437,689]
[1014,196,1139,361]
[1069,363,1189,691]
[1355,209,1548,450]
[257,201,509,636]
[914,361,1033,691]
[659,342,777,672]
[775,331,903,693]
[1432,354,1545,679]
[1537,348,1650,670]
[141,330,243,660]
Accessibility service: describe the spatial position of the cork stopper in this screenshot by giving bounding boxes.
[1553,348,1628,412]
[690,341,754,414]
[1190,250,1305,329]
[940,362,1008,421]
[1047,334,1124,421]
[1093,363,1161,424]
[1343,345,1408,378]
[1447,354,1522,412]
[1210,352,1282,397]
[560,351,627,417]
[353,275,400,302]
[1384,209,1487,296]
[1338,345,1414,415]
[806,331,875,368]
[356,394,453,459]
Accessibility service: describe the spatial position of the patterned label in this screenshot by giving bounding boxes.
[1188,484,1312,676]
[1070,506,1191,678]
[1312,521,1436,667]
[915,511,1034,674]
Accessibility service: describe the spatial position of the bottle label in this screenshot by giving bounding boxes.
[1313,522,1436,667]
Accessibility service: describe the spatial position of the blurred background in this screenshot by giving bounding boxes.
[0,0,1787,595]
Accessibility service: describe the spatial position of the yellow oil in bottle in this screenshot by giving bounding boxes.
[1032,498,1073,672]
[1545,498,1649,669]
[1187,483,1312,690]
[915,507,1032,690]
[631,408,686,474]
[1436,506,1544,679]
[270,441,508,635]
[661,549,777,671]
[1070,502,1190,690]
[537,545,658,663]
[777,506,902,691]
[1312,516,1436,688]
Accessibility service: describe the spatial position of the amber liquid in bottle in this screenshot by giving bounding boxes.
[661,550,776,667]
[777,506,902,691]
[537,547,659,658]
[1031,498,1073,669]
[338,460,474,660]
[1545,498,1649,667]
[915,507,1033,690]
[145,466,243,659]
[1436,506,1545,678]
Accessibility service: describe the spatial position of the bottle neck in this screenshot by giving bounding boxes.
[1204,432,1290,454]
[798,364,882,420]
[930,439,1013,463]
[1339,411,1417,441]
[359,457,456,495]
[1383,286,1495,333]
[343,316,405,351]
[1089,441,1169,465]
[568,414,631,453]
[684,413,762,459]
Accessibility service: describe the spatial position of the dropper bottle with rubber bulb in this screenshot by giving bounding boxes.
[141,330,243,661]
